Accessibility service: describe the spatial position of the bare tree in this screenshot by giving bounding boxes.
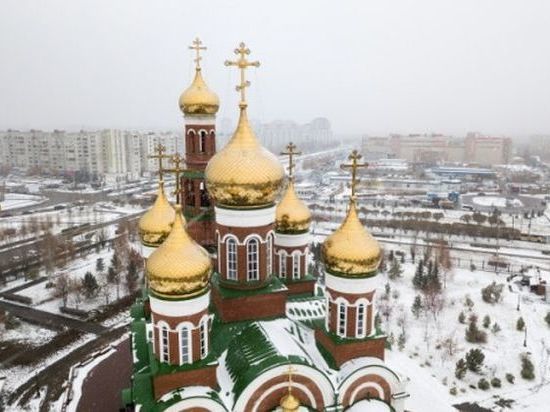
[69,278,83,309]
[53,273,70,306]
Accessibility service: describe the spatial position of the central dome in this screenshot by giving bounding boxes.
[205,107,284,208]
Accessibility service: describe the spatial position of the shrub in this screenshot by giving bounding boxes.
[465,348,485,373]
[449,387,458,396]
[478,378,490,390]
[520,354,535,380]
[481,282,504,304]
[545,311,550,327]
[455,358,467,379]
[516,317,525,331]
[458,311,466,324]
[483,315,491,328]
[491,377,502,388]
[466,315,488,343]
[491,323,501,334]
[505,373,515,384]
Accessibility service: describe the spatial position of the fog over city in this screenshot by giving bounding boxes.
[1,0,549,135]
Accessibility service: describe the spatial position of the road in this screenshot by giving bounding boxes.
[0,300,108,335]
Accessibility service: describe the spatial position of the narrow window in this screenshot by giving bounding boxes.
[180,327,190,364]
[199,131,207,153]
[357,304,365,337]
[338,302,347,337]
[247,239,259,281]
[200,320,208,359]
[227,238,238,280]
[267,235,273,275]
[160,325,169,362]
[292,253,300,280]
[279,252,287,278]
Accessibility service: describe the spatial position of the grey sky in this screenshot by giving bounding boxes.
[0,0,549,136]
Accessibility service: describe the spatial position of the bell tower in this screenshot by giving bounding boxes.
[178,38,219,247]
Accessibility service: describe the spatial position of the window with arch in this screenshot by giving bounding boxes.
[160,324,169,362]
[267,235,273,275]
[179,326,190,365]
[292,253,300,280]
[226,238,238,281]
[247,238,259,281]
[200,319,208,359]
[279,252,287,278]
[199,131,207,153]
[338,302,347,337]
[356,303,366,337]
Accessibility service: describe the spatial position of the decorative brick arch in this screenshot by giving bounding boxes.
[341,373,391,406]
[163,396,228,412]
[233,364,334,412]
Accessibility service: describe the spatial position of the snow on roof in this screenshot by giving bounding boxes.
[347,398,393,412]
[286,296,325,321]
[338,356,391,384]
[158,385,215,404]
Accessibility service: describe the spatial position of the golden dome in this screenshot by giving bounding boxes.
[322,198,381,276]
[276,180,311,234]
[280,392,300,412]
[179,68,219,115]
[205,107,284,208]
[146,206,212,298]
[139,181,176,247]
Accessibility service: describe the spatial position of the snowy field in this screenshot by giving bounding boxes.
[0,193,45,211]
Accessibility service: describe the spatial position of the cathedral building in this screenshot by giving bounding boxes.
[126,40,408,412]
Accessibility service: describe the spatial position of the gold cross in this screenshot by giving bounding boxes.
[224,42,260,106]
[148,143,170,181]
[340,150,368,197]
[281,142,301,179]
[189,37,206,69]
[286,363,297,394]
[163,152,188,202]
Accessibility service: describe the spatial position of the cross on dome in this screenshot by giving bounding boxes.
[148,143,170,181]
[189,37,206,70]
[164,152,188,202]
[340,150,368,198]
[224,42,260,107]
[281,142,301,179]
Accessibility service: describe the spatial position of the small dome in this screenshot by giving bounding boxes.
[178,69,219,115]
[280,392,300,412]
[322,199,381,276]
[138,181,176,247]
[275,180,311,234]
[146,206,212,298]
[205,107,284,208]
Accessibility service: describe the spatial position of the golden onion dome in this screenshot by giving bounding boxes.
[146,206,212,298]
[178,68,219,115]
[322,198,381,276]
[280,392,300,412]
[205,107,284,208]
[138,181,176,247]
[275,180,311,234]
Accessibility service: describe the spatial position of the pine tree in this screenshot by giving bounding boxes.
[413,261,425,289]
[516,317,525,331]
[465,348,485,373]
[545,311,550,327]
[458,311,466,324]
[389,260,403,280]
[520,354,535,380]
[465,314,487,343]
[82,271,99,299]
[411,295,423,319]
[397,331,406,351]
[483,315,491,329]
[95,257,105,274]
[455,358,467,379]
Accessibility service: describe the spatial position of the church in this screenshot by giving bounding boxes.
[123,39,408,412]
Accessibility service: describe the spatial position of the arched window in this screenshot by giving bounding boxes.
[179,326,190,365]
[279,252,287,278]
[200,319,208,359]
[356,303,366,337]
[199,131,207,153]
[338,302,347,337]
[326,297,331,330]
[226,238,238,281]
[247,239,259,281]
[292,253,300,280]
[267,235,273,275]
[160,324,169,363]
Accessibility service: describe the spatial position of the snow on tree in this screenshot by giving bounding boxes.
[455,358,467,379]
[411,295,423,319]
[520,354,535,380]
[82,271,99,299]
[465,348,485,372]
[481,282,504,304]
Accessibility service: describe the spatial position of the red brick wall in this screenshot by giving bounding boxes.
[341,374,392,406]
[315,328,386,367]
[185,124,216,169]
[153,363,218,400]
[284,279,315,296]
[212,287,287,323]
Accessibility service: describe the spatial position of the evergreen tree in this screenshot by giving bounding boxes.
[491,322,501,334]
[465,314,487,343]
[455,358,467,379]
[516,317,525,331]
[411,295,423,319]
[397,331,406,351]
[95,257,105,274]
[388,250,394,261]
[465,348,485,373]
[483,315,491,329]
[413,261,425,289]
[545,311,550,327]
[82,271,99,299]
[389,260,403,280]
[458,311,466,324]
[520,355,535,380]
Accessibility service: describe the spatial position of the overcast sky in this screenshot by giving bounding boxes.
[0,0,549,136]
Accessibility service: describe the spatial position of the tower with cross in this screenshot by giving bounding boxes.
[178,37,220,247]
[224,42,260,108]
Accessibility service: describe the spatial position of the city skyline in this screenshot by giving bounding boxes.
[1,1,549,136]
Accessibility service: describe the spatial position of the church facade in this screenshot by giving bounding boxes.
[124,40,408,412]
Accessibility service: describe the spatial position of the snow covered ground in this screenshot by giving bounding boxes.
[1,320,57,346]
[0,193,45,211]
